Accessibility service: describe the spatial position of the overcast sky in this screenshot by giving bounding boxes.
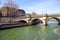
[0,0,60,14]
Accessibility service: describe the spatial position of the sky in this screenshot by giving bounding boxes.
[0,0,60,14]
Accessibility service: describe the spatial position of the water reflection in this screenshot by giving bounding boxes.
[37,23,43,26]
[48,21,58,26]
[37,20,58,27]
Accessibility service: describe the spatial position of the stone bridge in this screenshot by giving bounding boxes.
[0,14,60,26]
[9,14,60,26]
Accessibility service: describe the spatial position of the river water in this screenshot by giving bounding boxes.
[37,20,58,27]
[0,21,60,40]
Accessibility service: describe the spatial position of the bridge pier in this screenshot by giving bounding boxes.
[43,20,48,26]
[42,17,48,26]
[28,21,32,25]
[58,20,60,25]
[42,13,48,26]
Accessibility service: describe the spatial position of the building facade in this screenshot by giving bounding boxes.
[0,7,26,17]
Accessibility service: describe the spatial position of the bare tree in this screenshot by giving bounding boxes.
[1,0,19,16]
[1,0,19,23]
[3,0,19,9]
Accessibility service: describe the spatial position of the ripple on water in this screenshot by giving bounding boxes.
[53,28,58,34]
[41,38,45,40]
[34,38,37,40]
[58,39,60,40]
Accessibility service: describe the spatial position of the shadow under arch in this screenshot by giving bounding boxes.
[18,20,28,26]
[31,19,43,25]
[48,17,60,25]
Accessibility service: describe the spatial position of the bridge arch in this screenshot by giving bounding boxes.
[18,20,28,26]
[48,17,59,21]
[31,19,43,25]
[48,17,60,25]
